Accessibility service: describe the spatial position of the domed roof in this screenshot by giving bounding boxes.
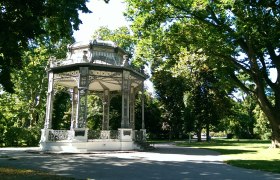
[69,39,118,50]
[48,39,131,68]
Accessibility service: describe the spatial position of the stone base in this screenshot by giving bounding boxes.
[40,140,139,153]
[39,128,145,153]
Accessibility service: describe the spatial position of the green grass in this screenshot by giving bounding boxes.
[0,167,74,179]
[176,139,280,173]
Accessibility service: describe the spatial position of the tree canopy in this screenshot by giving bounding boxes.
[92,26,135,56]
[125,0,280,147]
[0,0,91,92]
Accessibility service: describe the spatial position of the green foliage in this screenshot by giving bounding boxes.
[52,90,71,130]
[183,68,232,141]
[91,26,148,69]
[253,105,272,140]
[104,92,162,138]
[219,95,272,139]
[109,95,122,130]
[125,0,280,145]
[135,93,162,138]
[92,26,135,58]
[0,38,71,146]
[152,68,187,139]
[0,0,91,92]
[3,127,40,147]
[87,95,103,130]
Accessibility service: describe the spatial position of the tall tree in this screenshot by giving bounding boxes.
[220,97,256,139]
[0,43,49,128]
[0,0,92,92]
[0,38,72,146]
[125,0,280,147]
[152,64,187,138]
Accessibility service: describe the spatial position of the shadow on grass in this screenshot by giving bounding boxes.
[177,141,233,147]
[227,159,280,174]
[177,139,271,148]
[210,139,270,145]
[205,148,256,155]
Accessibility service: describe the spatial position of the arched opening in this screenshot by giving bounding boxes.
[52,91,71,130]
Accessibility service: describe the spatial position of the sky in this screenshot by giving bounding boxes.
[73,0,156,95]
[73,0,277,93]
[73,0,129,42]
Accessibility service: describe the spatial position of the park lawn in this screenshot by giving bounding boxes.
[176,139,280,173]
[0,167,74,179]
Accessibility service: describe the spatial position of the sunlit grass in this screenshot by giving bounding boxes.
[0,167,74,179]
[177,139,280,173]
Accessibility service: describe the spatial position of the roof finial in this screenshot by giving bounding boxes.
[123,55,129,67]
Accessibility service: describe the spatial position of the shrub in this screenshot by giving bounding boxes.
[3,127,41,147]
[4,127,24,147]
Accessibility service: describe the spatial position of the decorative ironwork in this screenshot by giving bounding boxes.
[123,130,131,136]
[111,130,120,139]
[48,130,74,141]
[87,130,119,140]
[75,129,85,136]
[100,130,110,139]
[88,130,101,139]
[134,130,145,142]
[76,67,89,128]
[121,70,130,128]
[77,89,88,128]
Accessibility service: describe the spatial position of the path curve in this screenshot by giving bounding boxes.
[0,144,279,179]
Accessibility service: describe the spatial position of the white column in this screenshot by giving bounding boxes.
[76,67,89,128]
[102,89,110,130]
[141,82,145,129]
[121,70,130,128]
[130,87,135,130]
[71,87,78,129]
[44,72,54,129]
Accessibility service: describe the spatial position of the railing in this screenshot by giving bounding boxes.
[87,130,119,140]
[50,58,119,67]
[48,130,74,141]
[47,129,146,142]
[49,57,147,76]
[134,130,146,142]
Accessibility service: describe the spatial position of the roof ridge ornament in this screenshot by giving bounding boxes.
[122,55,129,67]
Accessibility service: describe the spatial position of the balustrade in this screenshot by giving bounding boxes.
[48,130,74,141]
[87,130,119,140]
[47,129,145,142]
[134,130,146,142]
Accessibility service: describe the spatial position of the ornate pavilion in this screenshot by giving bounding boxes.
[40,40,147,152]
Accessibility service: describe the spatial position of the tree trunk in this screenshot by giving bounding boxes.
[197,129,202,142]
[270,120,280,148]
[253,73,280,148]
[259,101,280,148]
[206,123,210,142]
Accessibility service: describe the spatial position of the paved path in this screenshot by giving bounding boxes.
[0,143,280,179]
